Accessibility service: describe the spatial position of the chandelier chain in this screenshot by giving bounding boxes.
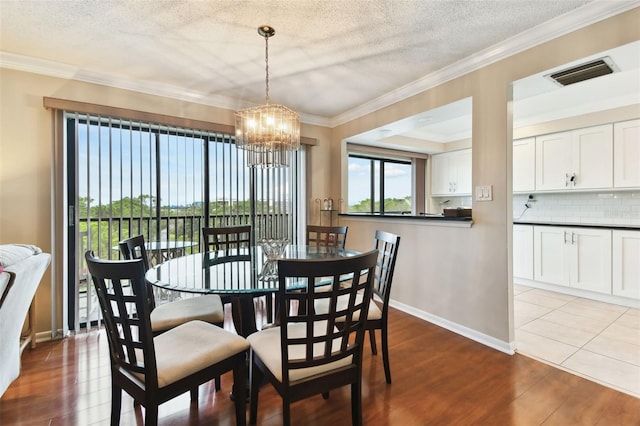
[264,33,269,104]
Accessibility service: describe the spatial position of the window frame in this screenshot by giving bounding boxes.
[347,153,414,215]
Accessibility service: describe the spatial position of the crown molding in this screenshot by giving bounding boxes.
[329,0,640,127]
[0,51,332,127]
[1,1,637,130]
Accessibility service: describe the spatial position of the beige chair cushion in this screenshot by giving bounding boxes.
[151,294,224,332]
[247,321,353,385]
[314,293,382,321]
[136,320,249,388]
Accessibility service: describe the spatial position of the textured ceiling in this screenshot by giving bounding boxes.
[1,0,614,124]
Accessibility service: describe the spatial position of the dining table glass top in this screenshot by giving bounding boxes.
[145,244,360,295]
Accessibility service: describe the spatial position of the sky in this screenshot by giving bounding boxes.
[347,157,411,206]
[76,119,410,209]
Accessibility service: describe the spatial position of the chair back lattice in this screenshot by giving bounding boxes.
[372,230,401,308]
[276,250,378,386]
[202,225,252,254]
[118,234,155,309]
[306,225,348,249]
[85,251,159,390]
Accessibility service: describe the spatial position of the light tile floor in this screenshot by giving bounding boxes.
[514,284,640,398]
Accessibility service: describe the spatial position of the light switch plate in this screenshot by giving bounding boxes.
[475,185,493,201]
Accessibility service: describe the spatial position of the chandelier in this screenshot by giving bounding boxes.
[235,26,300,167]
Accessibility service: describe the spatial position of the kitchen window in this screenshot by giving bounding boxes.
[347,153,416,214]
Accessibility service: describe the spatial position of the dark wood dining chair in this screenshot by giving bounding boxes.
[306,225,348,248]
[202,225,276,325]
[314,230,400,384]
[85,251,249,426]
[366,230,401,384]
[119,235,224,333]
[202,225,252,254]
[247,250,379,426]
[119,235,226,391]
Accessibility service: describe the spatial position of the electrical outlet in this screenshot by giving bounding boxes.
[475,185,493,201]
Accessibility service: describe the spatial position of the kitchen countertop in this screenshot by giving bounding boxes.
[339,213,473,228]
[340,212,472,221]
[514,221,639,231]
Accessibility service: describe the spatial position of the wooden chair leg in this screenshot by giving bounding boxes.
[249,356,262,424]
[282,398,291,426]
[351,380,363,426]
[233,355,247,426]
[110,386,122,426]
[190,386,199,402]
[369,328,378,355]
[144,404,158,426]
[382,325,392,384]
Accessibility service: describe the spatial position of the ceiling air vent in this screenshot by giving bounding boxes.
[546,57,618,87]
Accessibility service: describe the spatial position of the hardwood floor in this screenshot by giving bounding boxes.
[1,306,639,425]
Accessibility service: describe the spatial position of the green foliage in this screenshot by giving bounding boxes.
[348,197,411,213]
[78,196,286,259]
[78,195,156,218]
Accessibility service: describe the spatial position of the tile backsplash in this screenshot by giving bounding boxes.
[431,196,472,211]
[513,191,640,226]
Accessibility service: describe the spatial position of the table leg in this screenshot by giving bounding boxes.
[230,295,259,338]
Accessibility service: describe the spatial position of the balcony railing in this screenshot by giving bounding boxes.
[76,213,290,328]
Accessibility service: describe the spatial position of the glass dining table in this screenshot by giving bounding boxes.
[145,244,360,337]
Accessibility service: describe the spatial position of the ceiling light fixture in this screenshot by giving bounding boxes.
[235,25,300,167]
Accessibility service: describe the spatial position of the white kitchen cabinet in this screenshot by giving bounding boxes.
[431,149,472,196]
[535,124,613,191]
[431,152,451,195]
[513,138,535,193]
[513,225,534,280]
[612,230,640,299]
[533,226,569,285]
[614,119,640,188]
[534,226,612,294]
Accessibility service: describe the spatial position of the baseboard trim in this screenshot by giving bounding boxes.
[514,278,640,309]
[34,306,519,356]
[35,329,66,344]
[390,299,516,355]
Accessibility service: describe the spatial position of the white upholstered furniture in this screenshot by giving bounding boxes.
[0,244,51,397]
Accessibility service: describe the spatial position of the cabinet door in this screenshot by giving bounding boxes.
[614,119,640,188]
[513,138,535,192]
[571,124,613,189]
[613,230,640,299]
[535,132,571,191]
[513,225,534,280]
[534,226,569,285]
[452,149,472,195]
[431,153,452,196]
[571,228,612,294]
